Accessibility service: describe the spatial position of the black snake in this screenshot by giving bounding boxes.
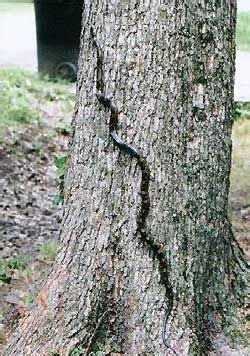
[90,27,176,354]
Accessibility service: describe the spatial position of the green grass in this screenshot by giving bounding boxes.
[0,69,39,130]
[234,102,250,120]
[0,255,30,285]
[39,241,59,263]
[236,12,250,51]
[0,68,74,137]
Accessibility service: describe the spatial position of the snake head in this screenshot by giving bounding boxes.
[97,94,111,109]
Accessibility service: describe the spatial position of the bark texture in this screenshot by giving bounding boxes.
[5,0,246,355]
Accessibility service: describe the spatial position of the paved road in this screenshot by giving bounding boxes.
[0,3,249,102]
[0,4,37,71]
[238,0,250,12]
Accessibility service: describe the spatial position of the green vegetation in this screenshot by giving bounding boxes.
[236,12,250,51]
[0,68,74,137]
[0,69,39,130]
[0,256,30,285]
[69,346,85,356]
[234,102,250,120]
[39,241,59,263]
[54,155,68,205]
[69,345,108,356]
[23,294,34,306]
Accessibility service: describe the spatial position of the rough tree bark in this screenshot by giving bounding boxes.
[5,1,247,355]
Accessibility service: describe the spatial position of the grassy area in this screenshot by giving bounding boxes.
[0,68,74,137]
[236,12,250,51]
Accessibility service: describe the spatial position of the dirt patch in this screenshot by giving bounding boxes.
[0,125,67,258]
[0,122,69,345]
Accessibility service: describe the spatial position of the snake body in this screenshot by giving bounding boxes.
[90,28,176,354]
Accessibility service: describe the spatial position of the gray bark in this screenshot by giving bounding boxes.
[5,0,246,355]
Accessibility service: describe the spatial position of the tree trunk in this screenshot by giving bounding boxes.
[5,1,246,355]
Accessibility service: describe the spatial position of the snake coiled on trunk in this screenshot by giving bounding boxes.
[90,27,176,354]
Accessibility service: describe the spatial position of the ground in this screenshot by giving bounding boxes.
[0,68,74,346]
